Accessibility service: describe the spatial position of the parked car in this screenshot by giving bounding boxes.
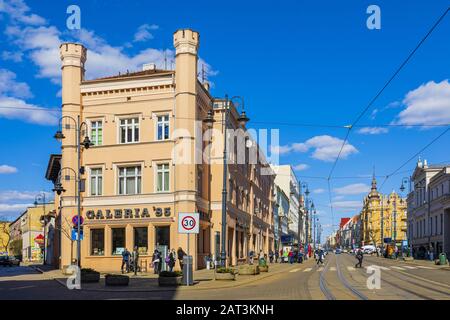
[0,256,20,267]
[335,248,342,254]
[362,245,376,255]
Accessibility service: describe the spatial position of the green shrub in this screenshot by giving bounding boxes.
[159,271,182,277]
[216,267,235,274]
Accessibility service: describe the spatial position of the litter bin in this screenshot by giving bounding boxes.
[439,253,447,265]
[182,255,193,285]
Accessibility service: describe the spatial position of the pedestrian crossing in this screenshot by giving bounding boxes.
[287,264,436,273]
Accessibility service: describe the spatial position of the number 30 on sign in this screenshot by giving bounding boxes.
[178,213,200,234]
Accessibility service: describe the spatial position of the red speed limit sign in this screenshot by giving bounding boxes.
[178,213,200,234]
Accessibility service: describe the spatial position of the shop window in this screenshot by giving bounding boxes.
[155,226,170,247]
[119,117,139,143]
[90,120,103,146]
[134,227,148,255]
[156,115,170,140]
[90,229,104,256]
[112,228,126,255]
[118,166,141,195]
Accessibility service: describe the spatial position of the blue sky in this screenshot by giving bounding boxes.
[0,0,449,240]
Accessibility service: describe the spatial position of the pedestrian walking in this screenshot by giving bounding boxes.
[121,248,130,273]
[132,246,139,275]
[355,249,363,268]
[177,247,186,271]
[274,250,279,263]
[166,249,176,272]
[288,249,294,264]
[298,251,304,264]
[269,250,274,263]
[152,249,162,274]
[249,250,254,265]
[316,248,324,265]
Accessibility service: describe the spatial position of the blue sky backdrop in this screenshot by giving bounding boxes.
[0,0,449,240]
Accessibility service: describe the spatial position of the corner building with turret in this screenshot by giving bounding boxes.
[46,30,275,271]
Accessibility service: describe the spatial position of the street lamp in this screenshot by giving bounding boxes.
[34,192,46,264]
[54,115,92,267]
[202,95,249,267]
[301,183,310,258]
[400,177,413,257]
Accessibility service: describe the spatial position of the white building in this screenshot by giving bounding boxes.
[272,165,301,243]
[408,159,450,258]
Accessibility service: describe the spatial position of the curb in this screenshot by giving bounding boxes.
[54,263,308,293]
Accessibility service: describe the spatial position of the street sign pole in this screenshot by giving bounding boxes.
[187,233,190,287]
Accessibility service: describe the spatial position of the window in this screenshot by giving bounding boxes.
[157,115,170,140]
[119,118,139,143]
[156,163,170,192]
[440,214,443,235]
[155,226,170,247]
[90,121,103,146]
[112,228,125,255]
[118,166,141,195]
[134,227,148,255]
[90,168,103,196]
[90,229,104,256]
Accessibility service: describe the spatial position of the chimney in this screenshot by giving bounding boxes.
[203,81,210,91]
[143,63,156,71]
[423,159,428,168]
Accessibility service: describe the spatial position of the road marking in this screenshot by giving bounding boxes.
[303,268,312,272]
[289,268,300,273]
[403,266,417,269]
[329,267,336,271]
[365,265,390,270]
[391,266,406,270]
[347,266,355,271]
[416,266,434,269]
[317,267,324,272]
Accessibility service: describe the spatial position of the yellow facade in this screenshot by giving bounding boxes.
[0,222,10,254]
[53,29,274,272]
[360,177,407,247]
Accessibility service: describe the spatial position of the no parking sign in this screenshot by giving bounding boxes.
[178,213,199,234]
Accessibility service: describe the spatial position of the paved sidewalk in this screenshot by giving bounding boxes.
[48,259,316,292]
[372,255,450,270]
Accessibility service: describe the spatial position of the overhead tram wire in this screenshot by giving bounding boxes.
[379,125,450,192]
[327,6,450,180]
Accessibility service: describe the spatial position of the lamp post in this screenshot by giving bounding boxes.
[400,177,412,257]
[54,115,93,267]
[301,183,310,257]
[203,95,249,267]
[34,192,46,264]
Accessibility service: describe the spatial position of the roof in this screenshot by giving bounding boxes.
[82,69,174,84]
[45,154,61,183]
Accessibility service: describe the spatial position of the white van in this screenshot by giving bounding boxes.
[361,245,376,254]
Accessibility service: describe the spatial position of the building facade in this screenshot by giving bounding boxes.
[274,185,290,250]
[408,159,450,258]
[360,175,406,248]
[272,165,301,245]
[48,29,274,271]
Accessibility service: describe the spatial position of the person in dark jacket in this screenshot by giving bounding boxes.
[121,248,130,274]
[168,249,176,272]
[355,249,364,268]
[152,249,161,274]
[177,247,186,271]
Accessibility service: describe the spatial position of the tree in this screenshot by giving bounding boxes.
[55,215,75,263]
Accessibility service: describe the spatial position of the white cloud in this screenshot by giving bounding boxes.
[0,0,46,25]
[0,190,52,201]
[293,163,309,171]
[1,50,23,62]
[331,200,362,212]
[396,80,450,126]
[0,68,32,98]
[357,127,388,135]
[0,96,59,125]
[275,135,358,162]
[0,165,18,174]
[133,24,159,42]
[313,188,325,194]
[0,203,29,213]
[334,183,370,195]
